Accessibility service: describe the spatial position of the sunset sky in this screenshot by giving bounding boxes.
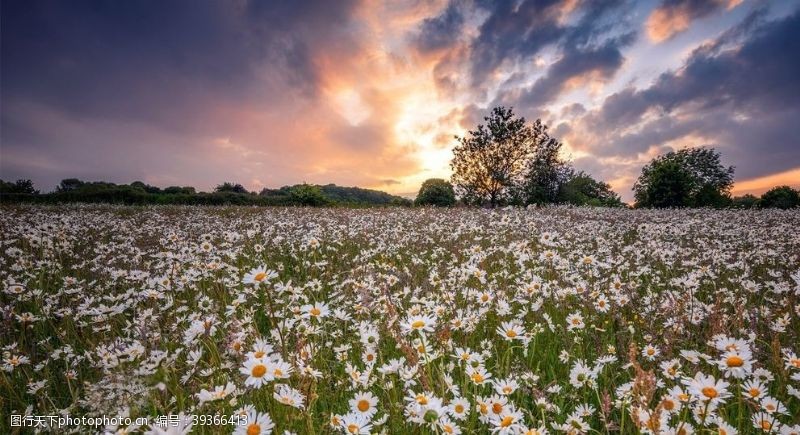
[2,0,799,200]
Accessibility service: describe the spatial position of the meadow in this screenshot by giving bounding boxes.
[1,205,798,434]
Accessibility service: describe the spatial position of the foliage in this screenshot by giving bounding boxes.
[520,128,570,205]
[634,147,734,208]
[730,194,758,209]
[556,171,624,207]
[215,182,249,194]
[0,179,38,195]
[450,106,611,207]
[0,179,409,207]
[450,107,539,206]
[287,184,330,206]
[759,185,800,209]
[415,178,456,206]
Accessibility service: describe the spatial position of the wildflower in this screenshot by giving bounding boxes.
[233,410,274,435]
[349,391,379,418]
[466,365,492,385]
[197,382,236,404]
[566,312,584,331]
[339,413,372,434]
[496,321,525,341]
[302,302,329,320]
[402,314,436,334]
[493,378,519,396]
[448,397,470,421]
[742,380,767,400]
[273,384,305,409]
[684,372,731,404]
[718,349,752,379]
[241,357,273,388]
[642,344,660,361]
[569,360,597,388]
[243,267,276,285]
[490,407,524,434]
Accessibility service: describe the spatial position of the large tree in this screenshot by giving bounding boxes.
[520,127,569,204]
[633,147,734,208]
[450,107,553,207]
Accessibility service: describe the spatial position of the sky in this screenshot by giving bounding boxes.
[1,0,799,200]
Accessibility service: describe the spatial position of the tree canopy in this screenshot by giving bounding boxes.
[450,106,616,208]
[633,147,734,208]
[415,178,456,206]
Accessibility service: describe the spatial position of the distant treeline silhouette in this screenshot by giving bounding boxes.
[0,178,412,207]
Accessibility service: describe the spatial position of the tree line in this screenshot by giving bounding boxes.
[0,179,412,207]
[415,106,798,209]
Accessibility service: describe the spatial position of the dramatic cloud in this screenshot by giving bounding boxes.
[567,7,800,190]
[1,0,798,200]
[646,0,743,42]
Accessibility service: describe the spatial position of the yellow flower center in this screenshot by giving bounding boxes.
[247,423,261,435]
[726,356,744,367]
[506,330,517,338]
[254,351,265,358]
[348,423,359,434]
[251,364,267,378]
[663,399,675,411]
[492,403,503,414]
[503,386,513,394]
[357,399,370,412]
[761,420,772,430]
[749,387,760,397]
[454,404,464,413]
[254,272,267,282]
[500,416,514,427]
[701,386,718,399]
[443,425,454,434]
[273,368,283,377]
[310,307,321,316]
[411,320,425,329]
[647,348,655,355]
[471,373,484,383]
[416,394,428,405]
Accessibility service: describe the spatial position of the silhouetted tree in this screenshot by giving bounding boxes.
[451,107,549,207]
[730,194,758,209]
[163,186,196,195]
[634,147,734,208]
[520,128,569,204]
[759,185,799,209]
[214,182,248,194]
[58,178,85,192]
[131,181,161,194]
[0,179,38,195]
[415,178,456,206]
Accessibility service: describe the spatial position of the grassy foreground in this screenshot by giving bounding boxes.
[1,205,799,434]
